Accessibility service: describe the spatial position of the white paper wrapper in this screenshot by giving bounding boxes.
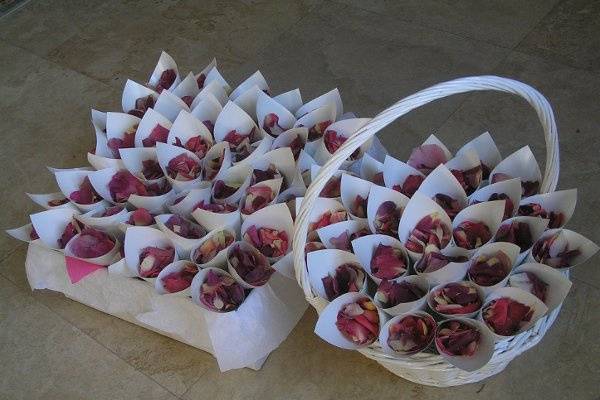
[374,275,429,316]
[434,317,495,372]
[452,200,505,251]
[317,220,369,251]
[87,152,125,171]
[510,262,572,312]
[64,231,121,266]
[55,169,109,211]
[298,150,318,186]
[134,108,173,147]
[154,260,197,296]
[190,226,237,269]
[93,129,112,158]
[121,79,158,113]
[382,155,425,194]
[148,51,181,91]
[306,248,367,302]
[118,210,158,233]
[241,203,294,262]
[271,127,308,158]
[91,108,107,136]
[494,215,549,263]
[469,178,522,219]
[191,80,229,108]
[351,234,409,284]
[167,110,213,155]
[417,164,468,211]
[213,101,259,143]
[340,174,372,221]
[155,214,209,259]
[421,134,453,161]
[230,71,269,101]
[166,187,212,218]
[360,153,384,183]
[75,204,129,237]
[124,226,179,278]
[211,162,252,205]
[156,142,204,192]
[293,103,337,146]
[205,66,231,93]
[427,281,485,319]
[190,92,223,127]
[367,184,410,235]
[489,146,542,195]
[295,88,343,121]
[119,147,164,185]
[414,246,471,286]
[128,187,175,215]
[226,241,272,289]
[314,292,383,350]
[527,228,599,269]
[479,286,548,341]
[256,90,296,136]
[29,207,80,250]
[457,132,502,176]
[379,311,437,358]
[202,141,232,182]
[519,189,577,229]
[313,118,372,169]
[240,178,283,219]
[233,85,261,120]
[299,196,346,227]
[47,166,93,173]
[398,192,452,259]
[192,207,241,234]
[6,223,38,243]
[87,167,123,204]
[252,147,297,188]
[445,147,481,189]
[106,111,141,148]
[467,242,521,296]
[26,192,78,211]
[172,72,200,102]
[194,58,217,89]
[273,88,303,114]
[190,266,239,310]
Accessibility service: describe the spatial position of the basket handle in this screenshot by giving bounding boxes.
[293,75,560,307]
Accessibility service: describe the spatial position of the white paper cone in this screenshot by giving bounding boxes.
[511,263,572,312]
[6,223,37,243]
[155,260,197,296]
[205,66,231,93]
[256,90,296,136]
[302,197,347,229]
[156,142,203,192]
[434,317,495,372]
[295,88,343,121]
[191,80,228,108]
[172,72,200,102]
[232,134,273,166]
[55,169,109,211]
[375,275,429,316]
[519,189,577,229]
[167,110,213,156]
[64,231,120,266]
[190,226,237,269]
[297,150,318,186]
[128,188,175,214]
[148,51,180,91]
[75,204,129,236]
[350,234,409,284]
[121,79,158,113]
[118,211,158,233]
[240,178,283,218]
[271,127,308,156]
[313,118,372,169]
[360,153,384,184]
[91,108,107,135]
[194,58,217,88]
[422,134,452,160]
[26,192,77,210]
[241,203,294,262]
[415,246,471,286]
[314,292,381,350]
[427,281,485,319]
[272,88,303,114]
[48,166,92,173]
[468,242,521,296]
[93,129,113,159]
[317,220,370,251]
[230,70,269,101]
[528,228,599,269]
[213,101,259,143]
[119,147,165,185]
[233,85,261,120]
[29,208,80,250]
[469,178,522,219]
[166,186,212,218]
[495,216,549,263]
[202,141,232,182]
[190,266,243,313]
[192,207,241,233]
[379,311,437,358]
[87,152,124,171]
[445,147,482,192]
[87,167,123,204]
[252,147,297,187]
[105,112,141,145]
[134,108,173,147]
[366,185,410,234]
[124,226,179,278]
[457,132,502,175]
[452,200,505,251]
[479,286,548,340]
[382,155,425,194]
[293,103,336,143]
[306,249,366,300]
[154,213,208,259]
[226,241,272,289]
[417,164,468,209]
[489,146,542,194]
[190,92,223,127]
[211,162,252,204]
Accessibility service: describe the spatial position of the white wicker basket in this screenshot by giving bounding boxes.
[293,76,562,387]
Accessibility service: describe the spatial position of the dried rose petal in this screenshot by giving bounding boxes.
[138,246,175,278]
[141,159,164,180]
[251,164,281,185]
[509,272,548,302]
[47,198,70,207]
[473,193,514,220]
[407,144,448,175]
[328,231,352,251]
[321,263,365,301]
[200,270,245,312]
[128,95,155,118]
[203,149,225,181]
[451,165,482,195]
[518,203,564,229]
[142,124,170,147]
[532,232,581,269]
[304,241,326,261]
[288,135,304,160]
[336,298,379,346]
[165,215,206,239]
[128,208,154,226]
[431,282,482,315]
[405,214,451,254]
[453,220,492,250]
[100,205,124,217]
[491,173,539,197]
[387,314,435,353]
[107,125,137,158]
[375,280,424,308]
[373,171,385,186]
[213,180,241,200]
[58,220,83,249]
[228,243,274,286]
[243,225,289,258]
[468,250,511,286]
[144,180,171,197]
[154,69,176,92]
[352,195,368,218]
[483,297,533,336]
[196,73,206,89]
[161,262,197,293]
[435,320,480,356]
[370,244,407,280]
[224,128,257,162]
[373,201,401,236]
[415,251,468,273]
[305,120,331,141]
[69,228,114,259]
[30,226,39,240]
[432,193,462,219]
[392,175,424,198]
[320,175,341,198]
[241,185,274,215]
[494,221,533,252]
[324,130,360,159]
[308,210,348,242]
[263,113,285,136]
[194,230,235,264]
[174,136,210,160]
[69,176,101,205]
[193,200,237,214]
[108,170,148,203]
[166,153,201,181]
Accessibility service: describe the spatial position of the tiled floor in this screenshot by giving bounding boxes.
[1,1,599,399]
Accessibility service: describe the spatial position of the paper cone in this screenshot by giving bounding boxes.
[154,260,198,296]
[194,58,217,89]
[75,204,129,237]
[105,111,141,146]
[233,85,261,120]
[469,178,522,220]
[155,213,208,259]
[490,146,542,195]
[417,164,468,210]
[297,149,318,186]
[91,108,106,135]
[155,142,203,192]
[226,241,272,289]
[55,169,109,211]
[313,118,372,169]
[256,90,296,136]
[467,242,521,295]
[29,208,80,250]
[528,228,599,270]
[295,88,343,121]
[293,103,336,142]
[519,189,577,229]
[87,152,124,171]
[230,70,269,101]
[128,187,175,214]
[204,66,231,93]
[26,192,77,211]
[232,134,273,166]
[382,155,425,195]
[422,134,452,160]
[350,233,409,284]
[121,79,158,113]
[154,89,190,122]
[434,317,495,372]
[190,226,237,269]
[191,80,228,108]
[367,184,410,235]
[192,207,241,234]
[494,216,549,263]
[360,153,384,184]
[427,281,485,319]
[240,178,283,218]
[252,147,297,188]
[302,197,347,230]
[374,275,429,316]
[64,231,121,266]
[167,110,213,156]
[414,246,471,286]
[271,127,308,157]
[190,92,223,127]
[47,166,92,173]
[119,147,165,184]
[211,162,252,204]
[87,167,124,204]
[93,130,113,159]
[452,200,505,251]
[306,249,367,301]
[124,226,179,278]
[479,286,548,341]
[379,311,437,358]
[241,203,294,262]
[317,220,370,251]
[202,141,232,182]
[6,223,38,243]
[134,108,173,147]
[148,51,181,91]
[172,72,200,102]
[166,186,212,218]
[273,88,303,114]
[511,262,572,312]
[190,267,244,313]
[457,132,502,176]
[213,101,259,143]
[445,147,482,193]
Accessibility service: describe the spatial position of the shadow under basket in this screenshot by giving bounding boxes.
[292,75,564,387]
